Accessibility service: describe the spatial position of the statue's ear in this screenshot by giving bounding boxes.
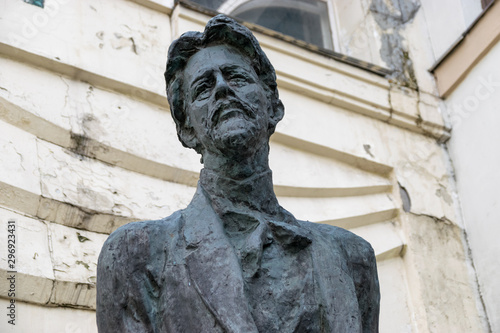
[269,99,284,128]
[169,83,201,152]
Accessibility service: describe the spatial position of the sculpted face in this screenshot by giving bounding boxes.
[182,45,274,156]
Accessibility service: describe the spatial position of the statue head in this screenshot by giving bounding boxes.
[164,15,284,158]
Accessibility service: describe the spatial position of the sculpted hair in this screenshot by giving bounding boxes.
[164,14,281,151]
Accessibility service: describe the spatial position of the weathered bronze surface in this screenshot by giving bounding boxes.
[97,15,380,333]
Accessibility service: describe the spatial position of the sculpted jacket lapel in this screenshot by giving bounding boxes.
[182,186,259,333]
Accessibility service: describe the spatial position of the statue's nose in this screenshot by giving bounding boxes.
[214,72,233,100]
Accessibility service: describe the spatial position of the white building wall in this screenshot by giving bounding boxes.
[445,39,500,333]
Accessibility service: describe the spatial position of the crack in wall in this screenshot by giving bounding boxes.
[60,76,70,109]
[409,211,452,225]
[439,142,493,332]
[44,220,57,305]
[388,82,394,121]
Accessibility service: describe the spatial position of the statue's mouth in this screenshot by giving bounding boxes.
[218,108,246,123]
[212,99,254,125]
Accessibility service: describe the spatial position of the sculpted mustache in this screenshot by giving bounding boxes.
[210,99,256,125]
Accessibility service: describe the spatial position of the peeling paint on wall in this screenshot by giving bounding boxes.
[370,0,420,88]
[398,182,412,212]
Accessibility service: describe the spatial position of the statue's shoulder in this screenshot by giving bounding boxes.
[299,220,376,266]
[99,210,183,264]
[107,210,182,243]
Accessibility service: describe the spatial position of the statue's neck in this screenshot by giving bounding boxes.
[200,146,279,215]
[201,143,271,179]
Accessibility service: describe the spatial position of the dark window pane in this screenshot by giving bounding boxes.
[191,0,226,9]
[236,7,325,47]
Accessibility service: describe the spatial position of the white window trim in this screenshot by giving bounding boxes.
[326,0,342,52]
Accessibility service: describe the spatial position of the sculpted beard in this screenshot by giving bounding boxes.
[208,96,264,153]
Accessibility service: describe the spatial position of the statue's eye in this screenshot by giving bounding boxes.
[228,73,252,86]
[193,82,211,101]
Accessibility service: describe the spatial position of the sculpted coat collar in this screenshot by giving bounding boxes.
[197,168,312,250]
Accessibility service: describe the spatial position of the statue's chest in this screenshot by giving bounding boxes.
[243,240,360,333]
[243,244,325,332]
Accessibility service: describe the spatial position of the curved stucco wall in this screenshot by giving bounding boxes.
[0,0,487,332]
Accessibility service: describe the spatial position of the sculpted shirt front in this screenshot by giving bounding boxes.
[96,171,380,333]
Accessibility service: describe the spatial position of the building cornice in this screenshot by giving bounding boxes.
[430,0,500,97]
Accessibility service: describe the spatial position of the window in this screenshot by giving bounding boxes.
[188,0,337,51]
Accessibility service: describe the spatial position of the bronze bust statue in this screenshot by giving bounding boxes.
[97,15,380,333]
